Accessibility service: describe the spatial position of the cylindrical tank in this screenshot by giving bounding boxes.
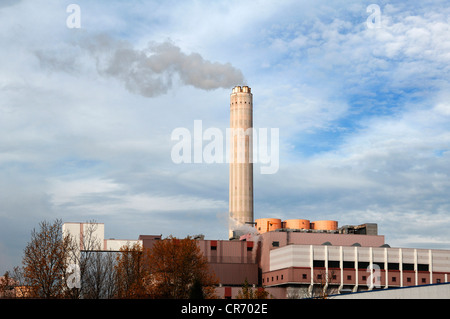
[255,218,282,234]
[284,219,310,230]
[311,220,338,231]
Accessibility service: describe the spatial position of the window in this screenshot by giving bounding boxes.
[437,279,441,283]
[392,277,397,282]
[317,274,322,280]
[388,263,399,270]
[313,260,325,268]
[407,277,411,283]
[302,274,307,280]
[418,264,429,272]
[374,262,385,270]
[358,262,370,269]
[347,275,352,280]
[362,276,367,281]
[272,241,279,247]
[422,278,426,283]
[328,261,339,268]
[281,275,283,280]
[343,261,355,269]
[403,263,414,271]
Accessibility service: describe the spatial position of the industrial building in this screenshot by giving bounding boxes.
[62,219,450,299]
[62,222,142,252]
[61,86,450,298]
[185,218,450,298]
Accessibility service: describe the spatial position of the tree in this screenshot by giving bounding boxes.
[66,222,118,299]
[114,243,148,298]
[0,272,15,298]
[296,270,339,299]
[236,279,270,299]
[188,278,205,299]
[146,236,218,299]
[21,219,73,298]
[82,251,118,299]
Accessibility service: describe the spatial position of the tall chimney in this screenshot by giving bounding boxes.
[229,86,254,239]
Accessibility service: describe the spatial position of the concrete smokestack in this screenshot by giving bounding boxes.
[229,86,254,239]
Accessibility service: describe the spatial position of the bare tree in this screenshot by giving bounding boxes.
[64,222,118,299]
[289,270,340,299]
[82,251,118,299]
[310,269,339,299]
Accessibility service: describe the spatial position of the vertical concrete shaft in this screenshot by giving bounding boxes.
[229,86,254,239]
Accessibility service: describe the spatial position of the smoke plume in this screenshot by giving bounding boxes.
[83,35,245,97]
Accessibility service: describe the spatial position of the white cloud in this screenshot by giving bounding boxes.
[47,176,225,214]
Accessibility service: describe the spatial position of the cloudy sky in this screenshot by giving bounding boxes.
[1,0,450,273]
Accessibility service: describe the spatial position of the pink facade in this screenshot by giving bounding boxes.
[140,229,450,298]
[196,239,258,286]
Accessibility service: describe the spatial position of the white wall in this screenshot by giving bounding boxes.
[63,222,141,252]
[332,283,450,299]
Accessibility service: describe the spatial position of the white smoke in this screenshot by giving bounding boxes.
[82,35,245,97]
[228,216,261,260]
[229,217,258,238]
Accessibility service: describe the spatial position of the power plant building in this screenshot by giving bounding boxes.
[58,86,450,299]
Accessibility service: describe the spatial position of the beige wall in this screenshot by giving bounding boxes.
[229,86,254,238]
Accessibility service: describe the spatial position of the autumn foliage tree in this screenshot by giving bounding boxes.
[21,219,73,298]
[113,236,219,299]
[146,236,218,299]
[114,243,148,298]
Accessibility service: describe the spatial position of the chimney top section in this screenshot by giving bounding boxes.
[232,86,251,94]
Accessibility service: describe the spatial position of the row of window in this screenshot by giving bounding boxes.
[263,273,441,284]
[210,244,253,252]
[231,101,251,105]
[312,260,429,271]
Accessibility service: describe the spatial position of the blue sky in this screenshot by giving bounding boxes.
[1,0,450,274]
